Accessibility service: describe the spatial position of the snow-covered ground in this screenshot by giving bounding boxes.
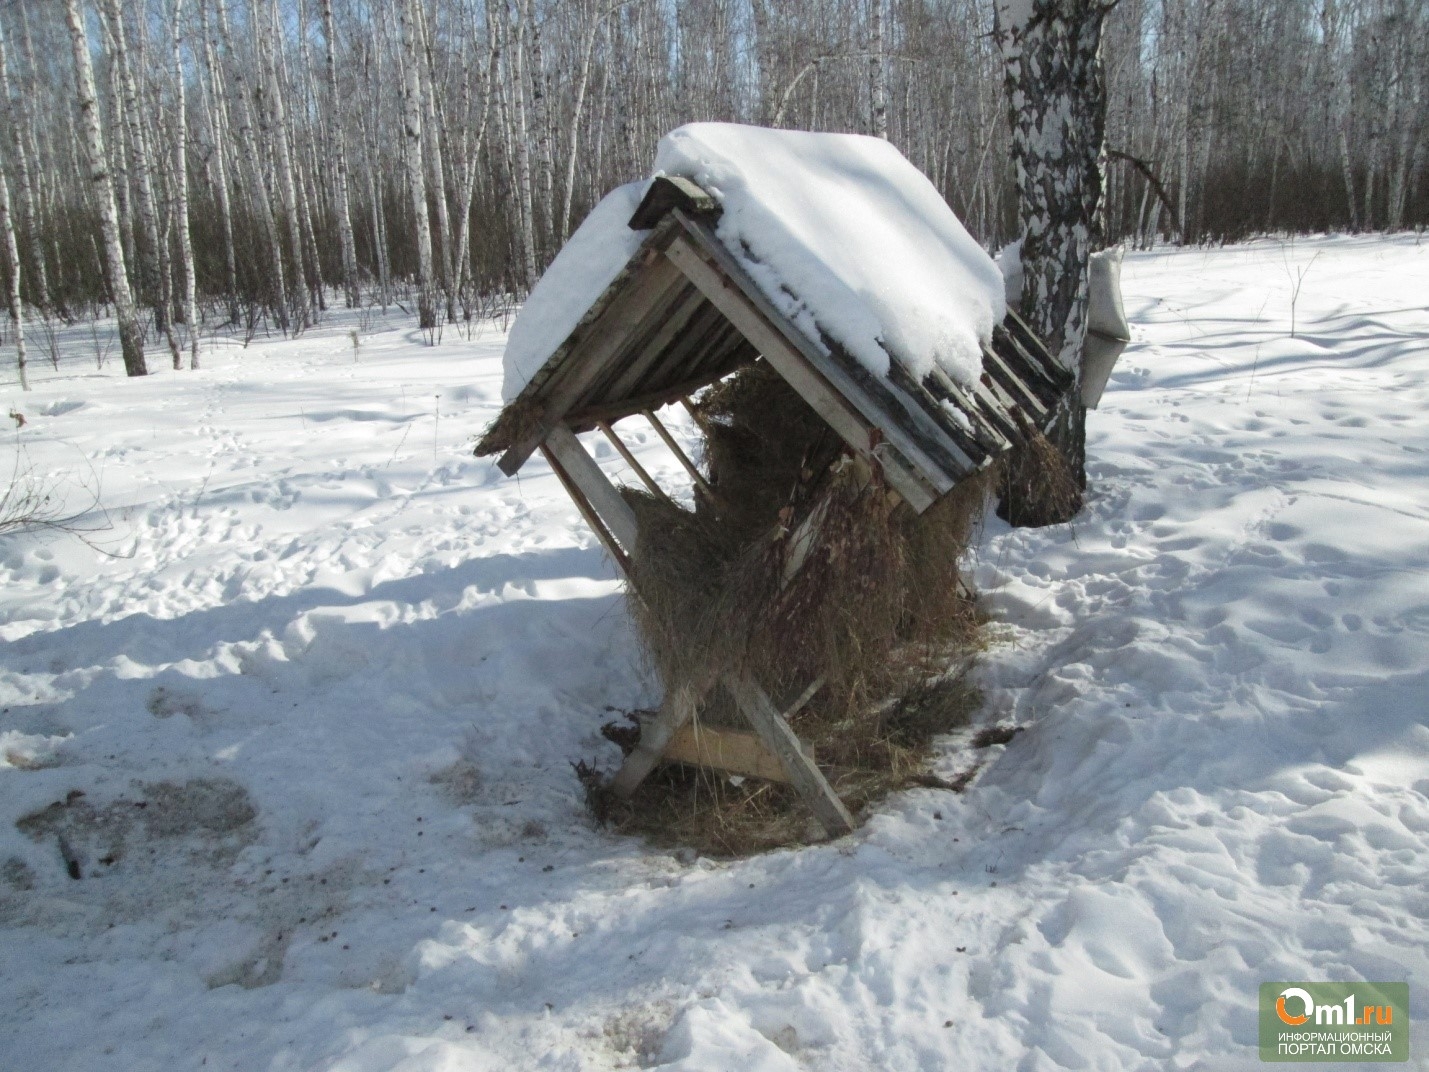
[1,234,1426,1071]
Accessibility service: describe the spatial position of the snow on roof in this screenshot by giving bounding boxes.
[501,123,1005,402]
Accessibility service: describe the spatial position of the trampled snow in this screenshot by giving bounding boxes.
[502,124,1005,400]
[1,235,1426,1070]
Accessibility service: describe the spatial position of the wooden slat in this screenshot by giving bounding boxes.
[642,407,716,500]
[498,254,688,475]
[542,425,641,554]
[662,722,793,784]
[669,213,966,497]
[1004,308,1072,388]
[597,420,667,500]
[568,367,734,429]
[663,227,937,513]
[723,673,855,837]
[597,283,708,402]
[541,444,632,578]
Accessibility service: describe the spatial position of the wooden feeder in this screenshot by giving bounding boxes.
[475,177,1070,837]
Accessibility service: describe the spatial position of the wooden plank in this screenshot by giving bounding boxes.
[610,684,705,797]
[540,444,631,578]
[722,673,855,837]
[567,367,733,429]
[628,175,721,230]
[668,214,963,495]
[1004,308,1072,388]
[542,425,641,554]
[498,254,688,475]
[642,407,716,500]
[597,420,667,501]
[663,228,937,512]
[662,722,793,784]
[598,282,708,402]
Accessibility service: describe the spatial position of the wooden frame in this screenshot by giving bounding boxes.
[478,179,1072,842]
[541,420,854,838]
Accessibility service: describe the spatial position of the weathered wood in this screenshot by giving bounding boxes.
[723,673,855,837]
[668,213,965,496]
[662,721,794,784]
[628,175,722,230]
[642,407,716,500]
[542,425,641,554]
[663,227,937,512]
[497,253,687,475]
[610,684,705,797]
[598,283,708,401]
[567,368,733,429]
[597,420,667,500]
[540,443,632,577]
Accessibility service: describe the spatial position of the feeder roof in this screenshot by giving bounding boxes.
[477,124,1070,512]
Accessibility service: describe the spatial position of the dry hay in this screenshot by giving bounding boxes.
[589,361,1000,855]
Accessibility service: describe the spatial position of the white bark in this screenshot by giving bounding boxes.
[64,0,146,376]
[1,164,27,390]
[170,0,199,370]
[320,0,360,307]
[399,0,437,330]
[0,18,49,314]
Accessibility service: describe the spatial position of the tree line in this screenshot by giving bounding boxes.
[0,0,1424,382]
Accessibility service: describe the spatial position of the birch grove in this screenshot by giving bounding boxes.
[1,0,1424,378]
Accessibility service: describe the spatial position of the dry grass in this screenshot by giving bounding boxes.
[588,362,999,855]
[997,423,1083,529]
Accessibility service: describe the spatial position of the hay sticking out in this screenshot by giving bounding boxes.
[997,424,1083,528]
[600,361,999,854]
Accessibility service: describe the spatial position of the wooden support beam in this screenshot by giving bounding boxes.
[642,407,716,501]
[541,443,632,578]
[498,253,687,476]
[662,722,795,784]
[610,684,706,797]
[566,367,735,429]
[542,424,641,554]
[722,673,855,837]
[597,420,668,501]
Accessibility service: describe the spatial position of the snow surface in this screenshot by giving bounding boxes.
[2,234,1427,1070]
[502,124,1005,400]
[502,181,650,402]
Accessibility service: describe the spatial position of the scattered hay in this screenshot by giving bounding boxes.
[596,361,1000,854]
[997,422,1083,528]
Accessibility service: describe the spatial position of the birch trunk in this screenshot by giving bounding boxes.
[507,7,538,289]
[320,0,359,307]
[216,0,289,332]
[99,0,167,341]
[0,18,49,315]
[199,3,239,325]
[869,0,889,140]
[995,0,1111,525]
[257,0,311,330]
[170,0,198,369]
[399,0,437,330]
[0,165,27,390]
[64,0,146,376]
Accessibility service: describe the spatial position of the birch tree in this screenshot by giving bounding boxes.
[64,0,146,377]
[995,0,1115,525]
[1,164,27,390]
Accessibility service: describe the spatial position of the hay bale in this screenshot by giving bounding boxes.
[605,362,997,851]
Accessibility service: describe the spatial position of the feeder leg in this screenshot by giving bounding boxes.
[611,684,707,797]
[722,674,855,837]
